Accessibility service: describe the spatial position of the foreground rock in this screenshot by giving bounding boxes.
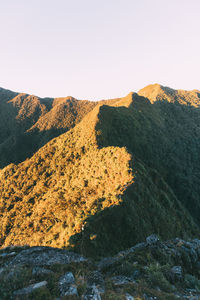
[0,236,200,299]
[13,281,47,296]
[82,285,101,300]
[8,246,86,266]
[59,272,78,297]
[86,271,105,294]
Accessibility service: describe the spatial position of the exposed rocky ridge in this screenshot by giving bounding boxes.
[1,236,200,299]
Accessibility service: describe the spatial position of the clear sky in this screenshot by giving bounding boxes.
[0,0,200,100]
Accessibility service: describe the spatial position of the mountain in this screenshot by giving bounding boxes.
[0,84,200,258]
[0,88,97,168]
[138,83,200,106]
[0,87,133,169]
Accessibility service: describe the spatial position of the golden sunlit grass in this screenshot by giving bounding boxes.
[0,103,134,249]
[0,84,200,255]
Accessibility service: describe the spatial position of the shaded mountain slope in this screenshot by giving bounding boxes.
[0,105,134,249]
[96,90,200,225]
[0,88,96,168]
[0,93,199,256]
[0,86,133,169]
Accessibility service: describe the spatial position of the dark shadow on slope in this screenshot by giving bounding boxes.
[0,91,97,168]
[0,128,68,168]
[68,161,199,258]
[94,94,200,225]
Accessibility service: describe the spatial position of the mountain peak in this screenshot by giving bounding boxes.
[138,83,174,103]
[138,83,200,107]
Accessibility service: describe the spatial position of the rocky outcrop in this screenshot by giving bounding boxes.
[13,281,47,298]
[1,236,200,299]
[9,246,86,266]
[59,272,78,297]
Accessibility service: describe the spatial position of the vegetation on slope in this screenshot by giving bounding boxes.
[0,105,134,250]
[0,88,96,168]
[0,86,200,256]
[96,90,200,225]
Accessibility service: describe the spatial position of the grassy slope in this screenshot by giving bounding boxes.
[96,89,200,224]
[0,104,134,249]
[0,88,96,168]
[0,89,199,256]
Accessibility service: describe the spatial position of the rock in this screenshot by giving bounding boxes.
[170,266,182,282]
[174,238,185,246]
[143,294,158,299]
[13,281,47,296]
[190,248,198,263]
[87,271,105,294]
[117,242,146,258]
[192,239,200,248]
[9,246,86,266]
[133,242,146,250]
[97,256,119,271]
[125,293,135,299]
[131,269,140,279]
[0,245,28,254]
[82,285,101,300]
[32,266,53,276]
[111,275,136,285]
[0,267,4,275]
[196,261,200,269]
[146,234,159,245]
[0,251,16,258]
[6,265,29,281]
[60,285,78,297]
[59,271,75,285]
[59,271,78,296]
[97,242,146,272]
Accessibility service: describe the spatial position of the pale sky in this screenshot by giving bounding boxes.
[0,0,200,100]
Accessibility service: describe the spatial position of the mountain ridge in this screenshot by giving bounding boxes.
[0,84,200,257]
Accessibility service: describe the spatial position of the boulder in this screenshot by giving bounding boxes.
[59,271,78,297]
[111,275,136,285]
[87,271,105,294]
[125,293,135,299]
[97,256,119,271]
[0,251,16,258]
[13,281,47,296]
[9,246,86,266]
[32,266,54,276]
[146,234,159,245]
[82,285,101,300]
[170,266,183,282]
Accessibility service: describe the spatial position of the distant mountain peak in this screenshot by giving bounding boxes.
[138,83,173,102]
[138,83,200,107]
